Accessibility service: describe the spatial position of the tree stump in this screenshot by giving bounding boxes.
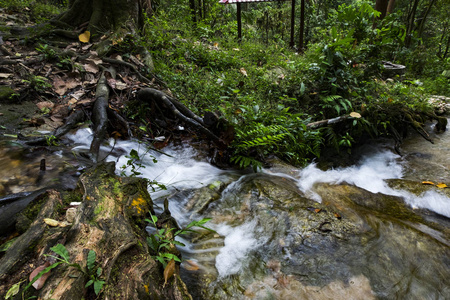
[0,162,192,299]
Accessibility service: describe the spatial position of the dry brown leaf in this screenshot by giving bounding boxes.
[115,81,128,90]
[107,78,117,89]
[36,101,55,110]
[52,76,67,96]
[350,112,361,118]
[30,261,51,290]
[71,90,85,100]
[314,208,321,213]
[65,78,81,90]
[81,44,93,51]
[83,61,99,73]
[43,218,59,227]
[163,259,176,288]
[422,181,435,185]
[436,183,448,189]
[78,31,91,43]
[183,260,199,271]
[239,68,248,77]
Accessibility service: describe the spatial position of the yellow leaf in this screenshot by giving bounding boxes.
[350,112,361,118]
[43,218,59,227]
[421,181,435,185]
[163,259,175,288]
[388,97,394,103]
[78,31,91,43]
[213,42,219,47]
[436,183,448,189]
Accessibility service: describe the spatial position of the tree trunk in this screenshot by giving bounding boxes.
[374,0,389,20]
[57,0,152,36]
[0,163,192,299]
[405,0,420,47]
[417,0,437,41]
[387,0,396,14]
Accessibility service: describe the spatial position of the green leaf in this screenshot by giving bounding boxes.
[0,238,17,252]
[94,280,105,295]
[85,279,94,288]
[5,281,23,299]
[147,235,159,252]
[172,240,186,247]
[97,267,102,277]
[51,244,70,262]
[87,250,96,272]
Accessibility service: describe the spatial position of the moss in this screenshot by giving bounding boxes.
[0,86,15,101]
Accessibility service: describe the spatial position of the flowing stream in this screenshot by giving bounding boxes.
[1,121,450,299]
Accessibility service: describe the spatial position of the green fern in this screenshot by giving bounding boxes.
[232,123,292,170]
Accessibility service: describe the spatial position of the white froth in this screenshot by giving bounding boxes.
[297,149,450,218]
[298,150,403,202]
[402,190,450,218]
[215,220,260,278]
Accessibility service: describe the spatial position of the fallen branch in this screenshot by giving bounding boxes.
[19,109,86,146]
[90,71,109,161]
[306,114,352,129]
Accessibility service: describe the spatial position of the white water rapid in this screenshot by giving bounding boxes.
[66,127,450,282]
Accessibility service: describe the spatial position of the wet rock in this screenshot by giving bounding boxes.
[190,174,450,300]
[185,180,228,215]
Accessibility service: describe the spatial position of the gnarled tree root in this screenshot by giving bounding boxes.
[138,88,222,146]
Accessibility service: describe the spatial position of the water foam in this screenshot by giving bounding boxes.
[215,219,260,278]
[297,148,450,218]
[298,150,403,202]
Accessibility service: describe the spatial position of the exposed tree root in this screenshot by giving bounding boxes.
[90,72,109,161]
[138,88,223,146]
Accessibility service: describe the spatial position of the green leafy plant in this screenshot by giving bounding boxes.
[22,75,52,92]
[36,44,57,60]
[84,250,106,295]
[12,244,105,298]
[46,135,59,146]
[120,148,148,176]
[319,95,352,117]
[145,214,214,267]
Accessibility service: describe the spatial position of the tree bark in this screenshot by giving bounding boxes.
[417,0,437,40]
[405,0,420,47]
[387,0,396,14]
[57,0,151,36]
[374,0,389,20]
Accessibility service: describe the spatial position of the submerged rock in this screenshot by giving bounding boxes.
[184,173,450,299]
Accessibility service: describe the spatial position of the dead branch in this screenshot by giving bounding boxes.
[90,71,109,161]
[306,115,351,129]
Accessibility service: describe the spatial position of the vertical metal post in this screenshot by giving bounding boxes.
[290,0,295,48]
[237,2,242,42]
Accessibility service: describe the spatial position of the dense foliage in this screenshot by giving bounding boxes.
[140,0,449,168]
[3,0,449,169]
